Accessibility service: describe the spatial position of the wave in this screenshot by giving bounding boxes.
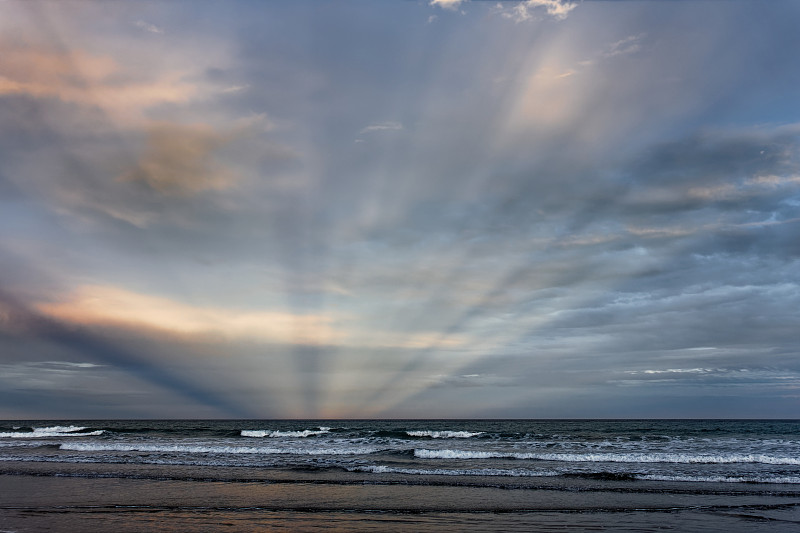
[371,430,415,439]
[241,427,331,438]
[344,466,800,484]
[351,465,559,477]
[413,448,800,465]
[59,442,377,456]
[406,430,484,439]
[96,426,241,437]
[639,473,800,484]
[0,426,104,438]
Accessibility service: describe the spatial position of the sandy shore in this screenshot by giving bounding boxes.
[2,463,800,531]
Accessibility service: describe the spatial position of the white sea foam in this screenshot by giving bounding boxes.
[0,441,45,448]
[414,449,800,465]
[640,473,800,484]
[59,442,375,455]
[0,426,104,438]
[353,465,558,477]
[406,430,484,439]
[241,427,331,438]
[416,449,501,459]
[359,464,800,484]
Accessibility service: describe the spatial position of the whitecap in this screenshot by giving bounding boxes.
[352,465,559,477]
[241,428,331,438]
[406,430,484,439]
[59,442,377,455]
[413,448,800,465]
[640,473,800,484]
[0,426,104,438]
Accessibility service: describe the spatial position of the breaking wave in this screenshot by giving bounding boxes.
[241,427,331,438]
[406,430,484,439]
[59,442,376,456]
[352,466,800,484]
[0,426,104,438]
[639,473,800,484]
[352,465,559,477]
[413,449,800,465]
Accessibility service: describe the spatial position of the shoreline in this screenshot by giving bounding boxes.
[4,420,800,530]
[4,459,800,493]
[2,471,800,532]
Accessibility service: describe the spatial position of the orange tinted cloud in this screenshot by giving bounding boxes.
[0,40,198,121]
[35,285,469,350]
[121,122,239,195]
[37,285,344,346]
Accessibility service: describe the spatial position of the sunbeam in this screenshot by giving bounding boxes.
[0,288,256,418]
[1,0,799,419]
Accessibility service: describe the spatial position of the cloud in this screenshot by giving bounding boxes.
[36,285,345,346]
[2,0,799,418]
[624,368,720,376]
[614,127,800,224]
[221,84,250,94]
[34,285,470,351]
[430,0,465,10]
[0,40,117,86]
[500,0,577,22]
[5,108,299,229]
[612,367,800,391]
[0,288,255,417]
[429,373,514,388]
[0,40,198,122]
[0,361,108,395]
[604,33,646,57]
[359,121,403,134]
[134,20,164,34]
[688,174,800,202]
[120,122,241,196]
[38,361,104,369]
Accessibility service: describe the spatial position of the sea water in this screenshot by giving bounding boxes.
[1,419,799,484]
[2,420,800,531]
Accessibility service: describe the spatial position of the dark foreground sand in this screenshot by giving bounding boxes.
[2,463,800,531]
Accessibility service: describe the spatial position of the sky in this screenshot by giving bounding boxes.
[1,0,799,419]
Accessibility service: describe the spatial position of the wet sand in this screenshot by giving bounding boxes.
[2,463,800,531]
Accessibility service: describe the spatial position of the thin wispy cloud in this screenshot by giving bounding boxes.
[430,0,465,11]
[499,0,578,22]
[134,20,164,34]
[359,121,403,134]
[604,33,646,57]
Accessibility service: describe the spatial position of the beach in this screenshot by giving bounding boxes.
[2,420,800,531]
[2,465,800,531]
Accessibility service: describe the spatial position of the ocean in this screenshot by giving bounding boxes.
[1,419,799,531]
